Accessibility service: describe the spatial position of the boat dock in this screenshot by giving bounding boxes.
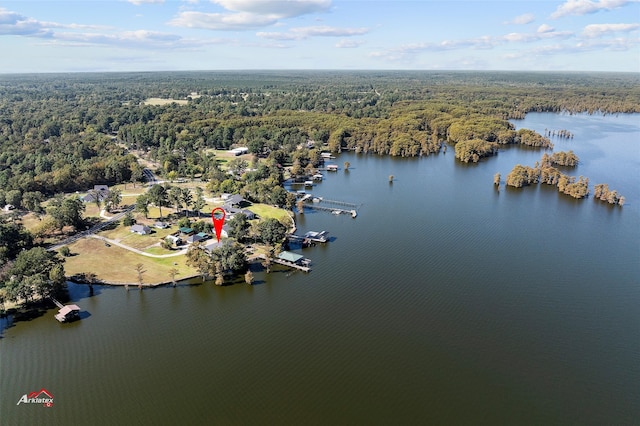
[292,194,360,217]
[251,253,311,272]
[271,257,311,272]
[304,204,358,217]
[288,230,330,245]
[51,298,81,323]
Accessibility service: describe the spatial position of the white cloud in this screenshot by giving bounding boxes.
[0,8,51,36]
[0,7,226,50]
[537,24,555,33]
[46,29,231,50]
[336,39,363,48]
[211,0,331,18]
[505,13,535,25]
[370,37,498,62]
[169,11,278,30]
[127,0,165,5]
[551,0,638,19]
[504,28,573,42]
[582,23,640,37]
[170,0,332,31]
[257,25,368,40]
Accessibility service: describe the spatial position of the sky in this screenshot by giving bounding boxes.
[0,0,639,73]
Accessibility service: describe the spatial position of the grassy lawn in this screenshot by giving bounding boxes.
[144,246,176,255]
[98,225,176,250]
[64,238,195,285]
[250,203,293,224]
[18,212,43,233]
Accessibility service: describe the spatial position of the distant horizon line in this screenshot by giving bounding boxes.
[1,69,638,76]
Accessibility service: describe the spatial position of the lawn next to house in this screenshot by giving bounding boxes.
[62,198,293,285]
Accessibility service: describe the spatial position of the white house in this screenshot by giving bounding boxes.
[131,224,151,235]
[230,147,249,156]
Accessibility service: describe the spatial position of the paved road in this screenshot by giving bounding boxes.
[47,205,135,251]
[88,235,187,258]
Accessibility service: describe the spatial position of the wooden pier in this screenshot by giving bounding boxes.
[304,204,357,217]
[314,198,359,208]
[271,257,311,272]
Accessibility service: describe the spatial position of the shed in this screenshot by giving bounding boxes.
[154,221,169,229]
[179,227,194,235]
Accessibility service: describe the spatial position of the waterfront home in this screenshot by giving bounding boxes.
[203,241,223,253]
[225,207,256,220]
[131,224,151,235]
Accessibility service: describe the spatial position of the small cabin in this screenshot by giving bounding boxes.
[55,304,81,323]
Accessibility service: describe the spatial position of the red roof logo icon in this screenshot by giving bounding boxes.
[28,388,53,399]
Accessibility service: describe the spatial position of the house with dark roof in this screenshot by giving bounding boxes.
[82,185,110,203]
[224,194,245,207]
[186,234,204,244]
[224,207,256,220]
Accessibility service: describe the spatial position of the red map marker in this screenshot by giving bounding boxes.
[211,207,226,243]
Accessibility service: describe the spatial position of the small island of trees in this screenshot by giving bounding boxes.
[503,151,624,204]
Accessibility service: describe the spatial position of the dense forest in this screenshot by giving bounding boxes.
[1,71,639,202]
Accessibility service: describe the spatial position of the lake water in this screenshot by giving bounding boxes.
[1,113,639,425]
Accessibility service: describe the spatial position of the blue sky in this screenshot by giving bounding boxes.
[1,0,638,73]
